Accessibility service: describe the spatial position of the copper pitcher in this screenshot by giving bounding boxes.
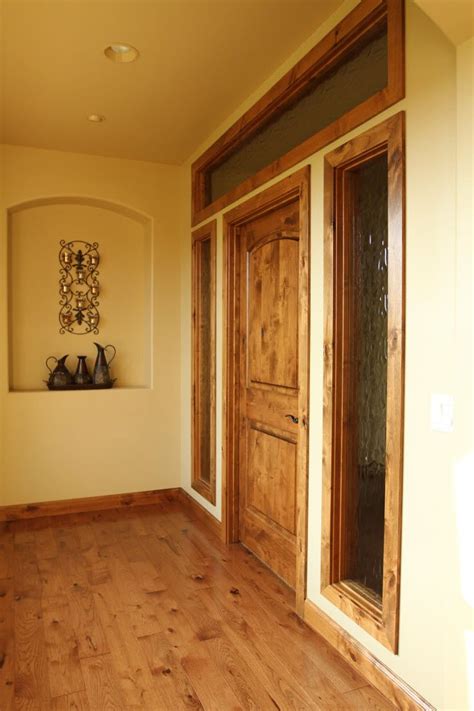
[93,343,116,385]
[45,354,72,388]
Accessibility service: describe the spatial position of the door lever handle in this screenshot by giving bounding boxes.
[285,414,299,424]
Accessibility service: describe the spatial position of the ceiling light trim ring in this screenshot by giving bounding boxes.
[104,43,139,63]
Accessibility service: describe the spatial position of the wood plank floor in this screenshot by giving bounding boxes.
[0,500,394,710]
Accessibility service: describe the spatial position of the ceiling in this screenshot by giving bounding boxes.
[0,0,344,165]
[414,0,474,45]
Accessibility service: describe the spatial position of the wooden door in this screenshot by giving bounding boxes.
[226,169,309,591]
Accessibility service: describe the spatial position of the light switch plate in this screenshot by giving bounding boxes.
[431,393,454,432]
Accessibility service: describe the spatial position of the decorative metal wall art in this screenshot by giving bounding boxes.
[59,240,100,334]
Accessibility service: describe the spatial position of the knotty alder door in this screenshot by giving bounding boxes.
[224,168,310,595]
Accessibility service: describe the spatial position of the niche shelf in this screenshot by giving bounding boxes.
[7,197,153,392]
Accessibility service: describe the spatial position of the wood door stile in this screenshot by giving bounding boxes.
[223,167,310,610]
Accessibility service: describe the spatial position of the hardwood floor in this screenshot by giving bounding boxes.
[0,500,394,710]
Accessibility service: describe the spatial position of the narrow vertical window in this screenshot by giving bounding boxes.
[192,220,217,504]
[322,113,405,652]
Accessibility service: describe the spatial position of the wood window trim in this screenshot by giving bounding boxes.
[191,0,404,227]
[191,220,217,505]
[321,112,405,653]
[222,166,310,615]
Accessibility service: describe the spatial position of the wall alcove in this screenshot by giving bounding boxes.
[7,196,153,392]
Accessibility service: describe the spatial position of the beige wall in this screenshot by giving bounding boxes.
[0,144,186,504]
[9,199,152,391]
[0,2,471,707]
[181,2,473,708]
[444,34,474,711]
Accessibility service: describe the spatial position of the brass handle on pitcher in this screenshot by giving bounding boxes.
[46,356,58,374]
[105,344,116,365]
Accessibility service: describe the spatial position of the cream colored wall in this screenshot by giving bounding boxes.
[443,34,474,711]
[0,144,186,504]
[181,2,473,708]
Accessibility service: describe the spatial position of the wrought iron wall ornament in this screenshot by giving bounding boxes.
[59,240,100,334]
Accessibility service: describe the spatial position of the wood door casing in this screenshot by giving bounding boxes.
[223,167,310,602]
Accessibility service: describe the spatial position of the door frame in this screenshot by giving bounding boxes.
[222,166,310,613]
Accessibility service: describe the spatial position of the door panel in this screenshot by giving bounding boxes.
[246,424,297,535]
[248,238,299,389]
[238,198,302,588]
[245,388,299,433]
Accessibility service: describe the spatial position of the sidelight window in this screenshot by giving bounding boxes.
[192,220,217,504]
[321,113,405,652]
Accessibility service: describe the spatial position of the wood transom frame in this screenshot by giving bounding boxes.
[192,0,405,226]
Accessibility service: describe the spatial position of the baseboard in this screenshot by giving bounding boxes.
[178,488,222,539]
[303,599,435,711]
[0,487,181,521]
[0,488,224,542]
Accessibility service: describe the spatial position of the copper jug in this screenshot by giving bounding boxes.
[93,343,116,385]
[45,354,72,388]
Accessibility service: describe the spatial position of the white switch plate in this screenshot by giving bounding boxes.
[431,393,454,432]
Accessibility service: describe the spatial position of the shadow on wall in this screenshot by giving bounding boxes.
[7,196,153,391]
[453,451,474,710]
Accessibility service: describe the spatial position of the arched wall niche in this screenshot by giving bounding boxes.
[7,195,154,223]
[7,195,153,391]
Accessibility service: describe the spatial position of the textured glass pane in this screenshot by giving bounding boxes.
[198,238,212,483]
[208,30,387,204]
[349,153,388,598]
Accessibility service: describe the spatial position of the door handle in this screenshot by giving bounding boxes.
[285,414,299,424]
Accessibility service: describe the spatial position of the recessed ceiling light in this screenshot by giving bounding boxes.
[104,43,139,63]
[88,114,106,123]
